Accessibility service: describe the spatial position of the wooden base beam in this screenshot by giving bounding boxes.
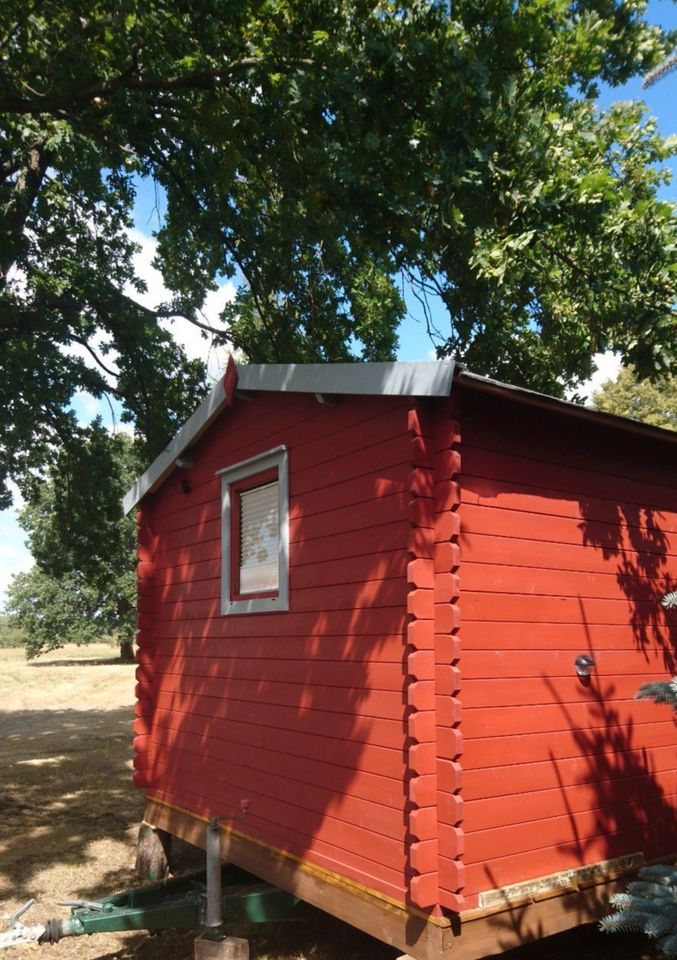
[143,796,657,960]
[143,796,454,960]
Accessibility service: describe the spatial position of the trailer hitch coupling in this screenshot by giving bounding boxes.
[1,868,302,949]
[0,899,46,949]
[1,811,301,950]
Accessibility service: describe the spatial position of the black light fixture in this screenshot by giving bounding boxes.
[175,450,195,494]
[574,654,595,679]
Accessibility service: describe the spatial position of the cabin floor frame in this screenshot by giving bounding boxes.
[142,797,656,960]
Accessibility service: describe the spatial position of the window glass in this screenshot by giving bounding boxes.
[239,480,279,594]
[217,445,288,615]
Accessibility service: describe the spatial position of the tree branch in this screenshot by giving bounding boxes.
[0,141,49,281]
[0,58,314,115]
[67,333,119,380]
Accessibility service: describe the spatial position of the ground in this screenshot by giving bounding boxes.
[0,645,655,960]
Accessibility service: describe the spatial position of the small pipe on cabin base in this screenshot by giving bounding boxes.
[206,817,223,929]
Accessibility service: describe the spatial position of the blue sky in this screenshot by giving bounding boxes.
[2,5,677,607]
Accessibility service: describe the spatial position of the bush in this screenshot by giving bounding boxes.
[0,615,26,648]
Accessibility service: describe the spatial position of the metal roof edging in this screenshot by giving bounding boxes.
[457,369,677,448]
[237,360,456,397]
[122,377,230,515]
[122,360,456,513]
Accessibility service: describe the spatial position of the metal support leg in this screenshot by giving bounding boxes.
[206,816,223,930]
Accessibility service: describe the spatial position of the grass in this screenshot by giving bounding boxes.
[0,644,655,960]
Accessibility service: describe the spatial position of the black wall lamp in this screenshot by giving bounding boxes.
[574,654,595,680]
[175,451,195,494]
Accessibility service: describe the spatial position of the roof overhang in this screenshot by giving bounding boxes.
[123,359,677,515]
[457,369,677,449]
[123,360,455,514]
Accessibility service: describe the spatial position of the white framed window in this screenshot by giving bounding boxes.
[217,446,289,615]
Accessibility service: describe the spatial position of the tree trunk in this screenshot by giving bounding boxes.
[119,639,134,661]
[136,822,172,881]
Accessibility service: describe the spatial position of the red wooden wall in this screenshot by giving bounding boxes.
[134,378,677,920]
[453,386,677,908]
[134,391,422,904]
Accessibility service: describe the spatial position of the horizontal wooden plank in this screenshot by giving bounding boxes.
[461,444,677,516]
[157,397,407,516]
[462,700,670,738]
[460,502,677,555]
[151,695,405,748]
[148,784,409,904]
[462,743,676,801]
[461,532,677,578]
[463,822,674,898]
[150,708,408,779]
[156,459,412,539]
[147,736,409,842]
[460,590,668,626]
[155,487,410,550]
[152,654,406,692]
[151,679,405,725]
[460,619,671,651]
[462,718,676,767]
[148,701,406,792]
[460,674,667,710]
[155,588,407,620]
[463,769,677,832]
[148,758,410,873]
[155,549,409,595]
[461,794,677,866]
[459,649,670,681]
[460,392,674,488]
[154,607,407,638]
[460,562,674,605]
[163,633,408,663]
[153,519,412,571]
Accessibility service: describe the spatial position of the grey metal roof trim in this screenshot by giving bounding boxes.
[122,377,228,515]
[123,360,677,514]
[122,360,456,513]
[457,368,677,448]
[237,360,456,397]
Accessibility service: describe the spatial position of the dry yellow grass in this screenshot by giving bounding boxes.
[0,644,651,960]
[0,645,395,960]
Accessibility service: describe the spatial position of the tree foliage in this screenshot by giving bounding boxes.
[5,423,139,658]
[2,0,677,511]
[601,865,677,957]
[6,566,134,659]
[592,366,677,431]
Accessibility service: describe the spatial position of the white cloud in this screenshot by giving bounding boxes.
[0,487,33,610]
[2,226,238,607]
[128,227,236,380]
[60,227,237,431]
[579,352,623,404]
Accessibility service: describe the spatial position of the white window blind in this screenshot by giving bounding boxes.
[239,480,279,593]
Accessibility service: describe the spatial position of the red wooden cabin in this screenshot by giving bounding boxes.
[124,360,677,960]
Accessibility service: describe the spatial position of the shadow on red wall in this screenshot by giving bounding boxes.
[135,393,416,905]
[578,500,676,671]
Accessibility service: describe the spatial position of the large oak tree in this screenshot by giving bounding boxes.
[2,0,677,517]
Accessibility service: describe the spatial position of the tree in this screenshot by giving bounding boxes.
[592,367,677,431]
[6,422,139,660]
[6,565,135,659]
[2,0,677,515]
